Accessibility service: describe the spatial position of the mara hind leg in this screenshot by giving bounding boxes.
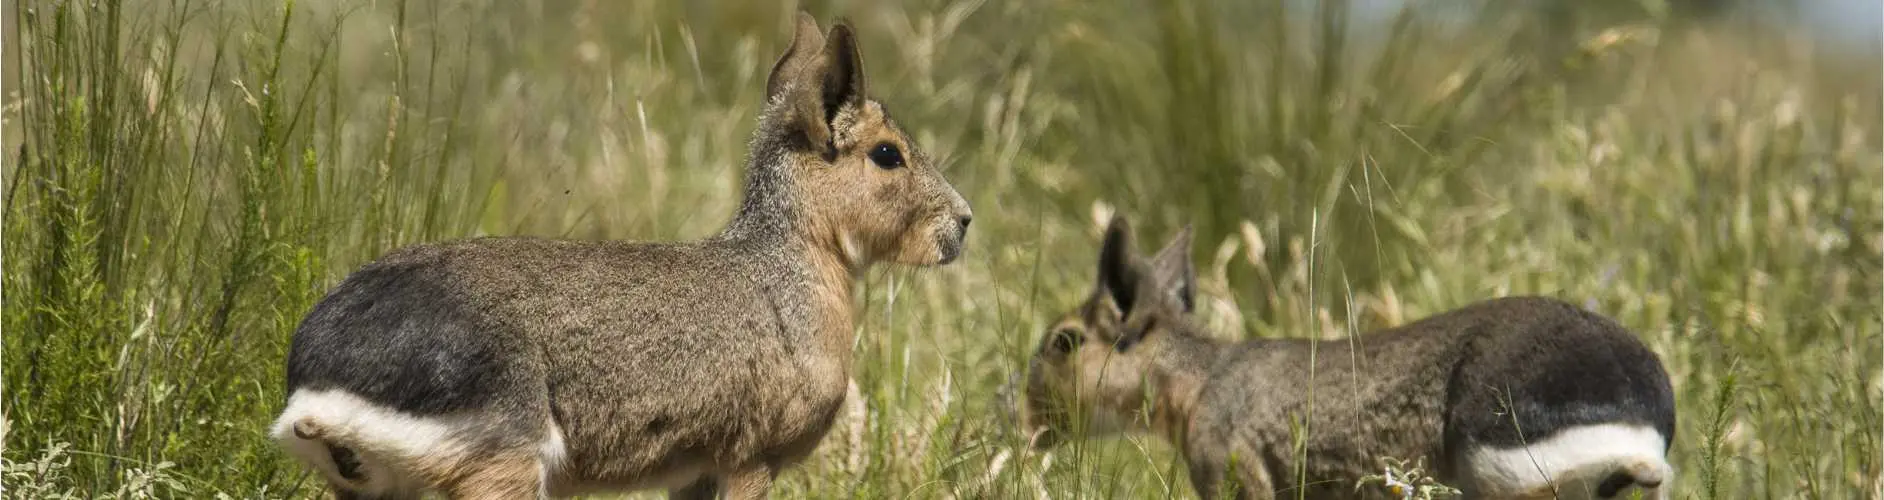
[1187,463,1276,500]
[664,464,773,500]
[329,487,423,500]
[669,477,717,500]
[718,463,776,500]
[1187,465,1231,500]
[433,451,546,500]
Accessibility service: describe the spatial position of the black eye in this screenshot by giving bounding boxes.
[1048,327,1083,354]
[868,143,904,169]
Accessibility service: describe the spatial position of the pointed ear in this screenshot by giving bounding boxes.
[1150,225,1197,313]
[762,13,868,160]
[1097,215,1142,320]
[765,12,825,101]
[818,20,867,117]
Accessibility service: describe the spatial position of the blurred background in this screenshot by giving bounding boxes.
[3,0,1878,498]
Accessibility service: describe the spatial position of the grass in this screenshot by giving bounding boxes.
[3,0,1878,498]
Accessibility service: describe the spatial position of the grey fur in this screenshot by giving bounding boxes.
[1022,216,1675,500]
[278,12,971,500]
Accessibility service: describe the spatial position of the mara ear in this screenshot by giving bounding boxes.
[818,20,867,120]
[765,12,825,102]
[762,13,868,161]
[1097,215,1143,320]
[1150,225,1197,313]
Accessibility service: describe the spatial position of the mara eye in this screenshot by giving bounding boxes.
[868,143,905,169]
[1048,327,1083,354]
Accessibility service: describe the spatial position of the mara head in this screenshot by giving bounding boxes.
[754,12,972,268]
[1021,215,1199,448]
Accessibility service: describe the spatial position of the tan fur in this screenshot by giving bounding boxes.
[798,99,964,269]
[716,465,775,500]
[276,12,971,500]
[436,454,543,500]
[1021,227,1197,448]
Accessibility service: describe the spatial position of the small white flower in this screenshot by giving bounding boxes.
[1383,466,1414,499]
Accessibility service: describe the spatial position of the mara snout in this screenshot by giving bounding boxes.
[1021,215,1677,500]
[272,12,970,500]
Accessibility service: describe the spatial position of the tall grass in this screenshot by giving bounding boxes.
[4,0,498,495]
[4,0,1878,498]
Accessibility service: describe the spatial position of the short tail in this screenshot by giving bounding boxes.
[272,414,396,497]
[288,418,369,482]
[1593,457,1670,499]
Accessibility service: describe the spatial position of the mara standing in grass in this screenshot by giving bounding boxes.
[1020,216,1675,500]
[271,12,972,500]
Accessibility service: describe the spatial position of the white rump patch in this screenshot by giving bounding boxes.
[538,417,568,496]
[1466,423,1672,499]
[270,389,464,496]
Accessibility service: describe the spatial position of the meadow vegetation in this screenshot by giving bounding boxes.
[3,0,1878,498]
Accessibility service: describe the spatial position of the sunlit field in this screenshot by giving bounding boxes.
[4,0,1879,498]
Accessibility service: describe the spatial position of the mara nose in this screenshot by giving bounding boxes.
[958,215,973,232]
